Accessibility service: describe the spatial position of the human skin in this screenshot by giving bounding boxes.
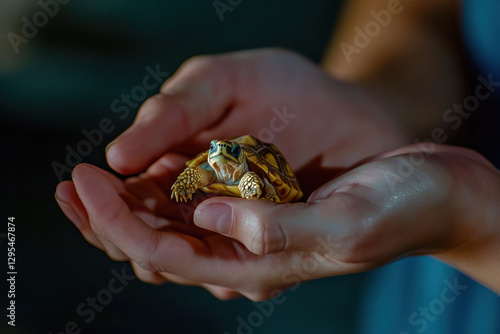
[55,143,500,300]
[55,48,406,299]
[55,48,500,299]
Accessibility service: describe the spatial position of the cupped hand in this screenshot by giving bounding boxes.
[56,48,410,300]
[55,143,500,300]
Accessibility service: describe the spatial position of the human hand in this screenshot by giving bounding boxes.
[105,48,407,195]
[56,48,410,300]
[55,144,500,300]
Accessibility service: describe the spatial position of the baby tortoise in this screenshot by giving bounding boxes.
[171,135,303,203]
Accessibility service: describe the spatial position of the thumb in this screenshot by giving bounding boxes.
[193,198,331,255]
[105,55,238,175]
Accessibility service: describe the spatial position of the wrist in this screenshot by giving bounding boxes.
[434,151,500,293]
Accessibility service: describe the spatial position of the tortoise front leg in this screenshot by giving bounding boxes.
[238,171,263,199]
[171,167,215,202]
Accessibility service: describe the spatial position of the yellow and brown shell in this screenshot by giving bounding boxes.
[186,135,303,203]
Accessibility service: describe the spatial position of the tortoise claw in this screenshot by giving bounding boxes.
[171,175,200,202]
[171,185,195,203]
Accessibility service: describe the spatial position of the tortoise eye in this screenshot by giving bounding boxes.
[209,142,215,151]
[231,145,241,157]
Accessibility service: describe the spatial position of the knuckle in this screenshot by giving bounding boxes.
[325,190,381,263]
[247,280,287,302]
[106,251,129,262]
[248,218,286,255]
[162,53,233,94]
[138,93,168,113]
[180,54,219,74]
[89,202,127,238]
[135,231,163,273]
[248,223,266,255]
[137,94,188,128]
[131,263,164,285]
[134,271,159,285]
[243,287,274,302]
[136,255,155,272]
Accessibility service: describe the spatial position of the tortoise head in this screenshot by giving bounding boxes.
[207,139,248,183]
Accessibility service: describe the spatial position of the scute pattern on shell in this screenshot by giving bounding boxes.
[183,135,302,203]
[233,135,302,203]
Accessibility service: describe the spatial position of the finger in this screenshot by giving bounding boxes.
[131,260,241,299]
[70,163,318,298]
[131,261,167,285]
[157,274,241,300]
[71,164,134,261]
[71,163,217,275]
[55,181,106,251]
[56,180,128,260]
[74,165,138,260]
[133,153,228,238]
[55,181,86,229]
[106,55,239,175]
[126,155,220,237]
[192,197,350,255]
[200,285,242,300]
[70,158,213,237]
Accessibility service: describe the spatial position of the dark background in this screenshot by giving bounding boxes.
[0,1,376,333]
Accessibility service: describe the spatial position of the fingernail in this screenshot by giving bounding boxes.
[105,140,117,153]
[194,203,233,236]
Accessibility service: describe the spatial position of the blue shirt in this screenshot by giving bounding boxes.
[360,1,500,333]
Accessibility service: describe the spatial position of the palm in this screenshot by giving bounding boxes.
[56,154,341,299]
[58,143,490,300]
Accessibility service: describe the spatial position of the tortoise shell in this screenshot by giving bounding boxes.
[186,135,303,203]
